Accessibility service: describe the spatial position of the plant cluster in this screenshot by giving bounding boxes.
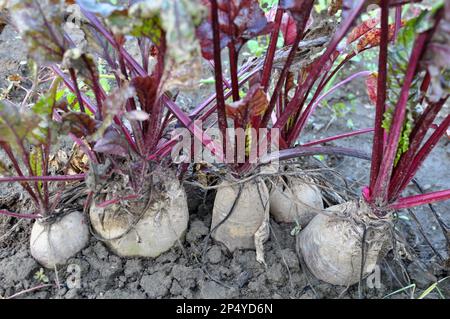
[0,0,448,287]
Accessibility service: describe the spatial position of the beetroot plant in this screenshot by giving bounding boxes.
[299,0,450,286]
[0,82,89,268]
[59,0,210,258]
[193,0,381,256]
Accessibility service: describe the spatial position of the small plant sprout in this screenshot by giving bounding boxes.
[34,268,50,284]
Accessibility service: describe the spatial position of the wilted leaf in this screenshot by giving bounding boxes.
[95,1,163,45]
[49,149,69,173]
[347,18,379,45]
[159,0,206,90]
[61,112,98,138]
[93,0,205,90]
[68,144,89,174]
[254,201,269,266]
[356,23,397,52]
[8,74,22,83]
[286,71,296,93]
[226,85,268,124]
[366,72,378,105]
[161,0,206,62]
[9,0,69,65]
[162,57,204,91]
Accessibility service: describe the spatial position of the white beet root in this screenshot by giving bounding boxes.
[211,179,270,252]
[298,200,389,286]
[89,173,189,258]
[30,211,89,269]
[269,176,323,225]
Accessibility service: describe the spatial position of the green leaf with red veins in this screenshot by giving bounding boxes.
[8,0,68,65]
[29,81,65,144]
[32,95,56,118]
[0,101,44,151]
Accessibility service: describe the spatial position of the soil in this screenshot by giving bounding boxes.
[1,18,450,300]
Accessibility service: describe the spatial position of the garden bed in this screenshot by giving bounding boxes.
[1,1,449,300]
